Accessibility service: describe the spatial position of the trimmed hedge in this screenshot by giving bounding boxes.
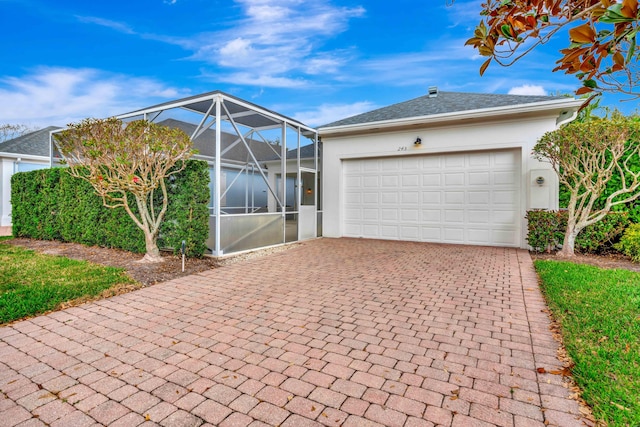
[11,160,209,257]
[526,210,629,254]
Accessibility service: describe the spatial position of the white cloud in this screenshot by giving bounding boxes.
[75,16,136,34]
[0,67,187,127]
[293,101,377,127]
[508,84,548,96]
[190,0,365,87]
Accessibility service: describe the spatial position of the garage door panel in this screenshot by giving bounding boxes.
[493,210,518,224]
[422,209,441,222]
[494,150,519,165]
[363,176,379,187]
[469,153,491,167]
[344,222,362,235]
[422,157,441,168]
[402,175,420,187]
[422,227,441,240]
[422,192,441,204]
[381,225,399,238]
[493,190,517,205]
[468,228,491,243]
[401,226,420,239]
[345,191,362,204]
[493,229,518,245]
[445,154,465,167]
[422,174,441,186]
[444,210,464,223]
[444,228,464,242]
[401,209,419,221]
[381,192,398,204]
[381,175,399,187]
[362,224,379,236]
[468,191,490,204]
[445,173,465,186]
[381,209,398,221]
[444,192,465,204]
[469,172,490,185]
[345,176,362,188]
[402,158,420,170]
[363,209,378,220]
[467,210,490,224]
[381,158,400,170]
[344,208,362,221]
[494,171,518,185]
[402,192,419,204]
[342,149,521,247]
[362,192,378,204]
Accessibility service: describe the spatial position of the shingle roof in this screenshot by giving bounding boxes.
[319,91,567,128]
[0,126,61,157]
[158,118,280,163]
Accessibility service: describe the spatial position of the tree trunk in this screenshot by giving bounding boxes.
[558,223,579,257]
[139,230,164,263]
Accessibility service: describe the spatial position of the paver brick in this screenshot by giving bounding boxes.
[364,404,407,427]
[0,240,593,427]
[159,409,203,427]
[88,400,129,425]
[248,401,289,425]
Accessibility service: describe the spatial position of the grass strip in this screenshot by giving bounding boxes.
[535,260,640,426]
[0,242,136,324]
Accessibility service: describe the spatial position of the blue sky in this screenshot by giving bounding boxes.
[0,0,634,128]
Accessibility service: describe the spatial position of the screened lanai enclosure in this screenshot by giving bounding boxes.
[116,91,321,256]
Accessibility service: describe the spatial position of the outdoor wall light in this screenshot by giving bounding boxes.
[306,188,313,195]
[535,176,545,186]
[414,137,422,146]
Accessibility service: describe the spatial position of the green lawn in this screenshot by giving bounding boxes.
[535,260,640,426]
[0,240,136,324]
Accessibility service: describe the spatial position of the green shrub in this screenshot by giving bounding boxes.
[615,224,640,262]
[575,212,629,253]
[526,210,566,252]
[527,210,629,254]
[11,160,209,257]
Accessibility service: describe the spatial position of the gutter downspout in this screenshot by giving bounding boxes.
[556,109,579,127]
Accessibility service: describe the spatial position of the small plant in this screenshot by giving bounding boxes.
[615,224,640,262]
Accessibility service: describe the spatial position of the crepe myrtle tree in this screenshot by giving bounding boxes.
[465,0,640,99]
[533,115,640,257]
[55,118,195,263]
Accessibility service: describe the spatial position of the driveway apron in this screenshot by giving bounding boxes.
[0,238,591,427]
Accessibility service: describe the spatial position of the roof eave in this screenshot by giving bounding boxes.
[0,152,50,161]
[318,98,586,136]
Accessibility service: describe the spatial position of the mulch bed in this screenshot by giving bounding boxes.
[4,238,298,287]
[530,250,640,272]
[5,238,219,286]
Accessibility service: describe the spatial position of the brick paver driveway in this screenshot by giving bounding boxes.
[0,239,591,427]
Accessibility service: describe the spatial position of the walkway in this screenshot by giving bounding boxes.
[0,238,591,426]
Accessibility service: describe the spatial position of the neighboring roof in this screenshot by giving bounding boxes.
[319,91,580,129]
[0,126,61,157]
[158,118,281,163]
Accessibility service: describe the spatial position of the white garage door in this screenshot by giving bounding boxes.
[343,149,521,247]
